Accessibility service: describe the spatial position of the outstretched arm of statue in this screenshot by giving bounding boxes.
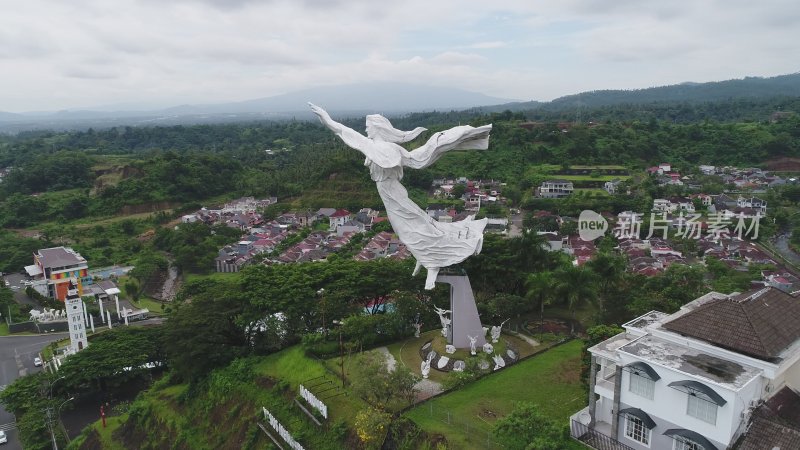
[309,102,401,167]
[309,103,343,134]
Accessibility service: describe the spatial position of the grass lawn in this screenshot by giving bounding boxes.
[404,340,586,449]
[573,188,612,197]
[255,346,369,427]
[556,175,631,182]
[182,272,242,284]
[131,297,166,315]
[94,415,128,450]
[0,322,8,336]
[569,165,627,170]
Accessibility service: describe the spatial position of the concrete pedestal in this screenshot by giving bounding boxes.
[436,273,486,349]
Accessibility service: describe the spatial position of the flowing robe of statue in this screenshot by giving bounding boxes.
[310,103,491,289]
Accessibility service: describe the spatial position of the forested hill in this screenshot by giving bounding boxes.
[459,73,800,124]
[546,73,800,108]
[0,91,798,223]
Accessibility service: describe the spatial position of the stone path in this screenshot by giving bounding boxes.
[509,330,540,347]
[157,264,180,302]
[376,346,397,372]
[377,345,443,400]
[415,379,443,401]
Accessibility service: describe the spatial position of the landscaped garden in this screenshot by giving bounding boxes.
[404,339,587,449]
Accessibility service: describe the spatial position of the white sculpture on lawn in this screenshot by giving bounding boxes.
[421,353,433,379]
[491,319,510,344]
[492,354,506,371]
[468,334,478,356]
[433,306,452,338]
[310,103,491,290]
[412,321,422,338]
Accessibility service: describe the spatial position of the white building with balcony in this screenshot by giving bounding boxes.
[538,179,574,198]
[571,287,800,450]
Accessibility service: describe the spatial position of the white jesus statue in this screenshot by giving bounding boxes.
[310,103,492,289]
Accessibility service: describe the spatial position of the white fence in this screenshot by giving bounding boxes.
[262,407,305,450]
[299,384,328,419]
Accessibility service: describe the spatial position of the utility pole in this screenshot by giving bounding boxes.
[332,319,345,388]
[46,407,58,450]
[317,288,326,337]
[46,377,69,450]
[339,326,344,388]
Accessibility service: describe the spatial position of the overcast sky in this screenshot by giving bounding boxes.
[1,0,798,112]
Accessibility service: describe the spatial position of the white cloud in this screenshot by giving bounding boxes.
[467,41,508,49]
[0,0,798,111]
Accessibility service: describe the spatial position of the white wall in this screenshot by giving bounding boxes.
[618,354,760,447]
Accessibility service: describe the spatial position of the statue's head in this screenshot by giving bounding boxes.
[365,114,426,143]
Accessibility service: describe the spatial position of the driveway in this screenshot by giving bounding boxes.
[2,273,38,308]
[509,212,523,238]
[0,333,69,450]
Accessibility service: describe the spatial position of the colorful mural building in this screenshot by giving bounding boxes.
[25,247,90,301]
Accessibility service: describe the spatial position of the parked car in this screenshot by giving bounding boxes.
[0,429,7,444]
[22,280,33,286]
[33,357,42,367]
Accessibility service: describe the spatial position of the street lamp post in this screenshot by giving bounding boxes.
[45,376,70,450]
[317,288,326,337]
[50,397,74,450]
[49,376,65,400]
[332,319,344,388]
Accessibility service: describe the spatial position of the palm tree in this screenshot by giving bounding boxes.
[553,265,599,334]
[526,271,554,337]
[586,252,625,318]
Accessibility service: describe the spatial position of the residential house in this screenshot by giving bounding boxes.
[221,196,276,214]
[652,199,672,213]
[652,198,694,214]
[539,232,567,251]
[604,179,622,195]
[337,220,365,237]
[354,231,408,262]
[691,194,713,207]
[763,271,800,294]
[485,218,508,233]
[538,180,574,198]
[650,245,683,258]
[736,196,767,215]
[571,287,800,450]
[316,207,337,219]
[736,386,800,449]
[564,235,597,265]
[328,209,351,231]
[699,165,716,175]
[428,209,455,223]
[355,208,380,229]
[714,194,739,211]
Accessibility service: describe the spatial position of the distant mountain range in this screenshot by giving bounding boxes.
[1,73,799,132]
[0,83,516,132]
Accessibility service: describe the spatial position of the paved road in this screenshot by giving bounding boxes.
[0,334,68,450]
[509,212,523,238]
[772,234,800,267]
[3,273,38,308]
